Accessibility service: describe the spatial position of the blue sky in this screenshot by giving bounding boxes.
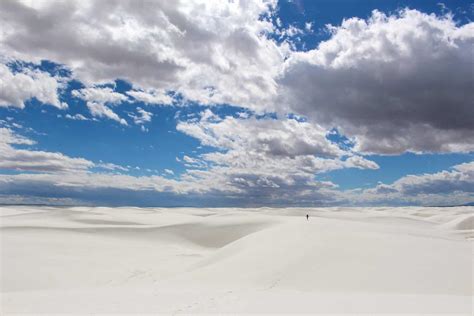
[275,0,474,49]
[0,0,473,206]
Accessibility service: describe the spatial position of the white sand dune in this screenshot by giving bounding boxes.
[1,206,472,314]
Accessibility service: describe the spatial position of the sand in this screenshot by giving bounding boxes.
[1,205,472,314]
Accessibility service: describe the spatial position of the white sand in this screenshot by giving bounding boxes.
[1,206,472,314]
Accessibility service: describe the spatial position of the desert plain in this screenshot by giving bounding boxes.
[1,205,472,314]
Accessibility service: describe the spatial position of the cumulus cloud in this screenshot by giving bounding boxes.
[164,169,174,175]
[1,4,472,155]
[181,155,208,169]
[126,89,173,105]
[72,87,128,125]
[0,124,470,206]
[0,124,338,203]
[0,3,472,206]
[65,113,89,121]
[96,162,129,172]
[177,110,345,158]
[354,161,474,205]
[72,87,128,104]
[0,0,286,109]
[0,126,35,145]
[0,111,379,206]
[129,107,152,125]
[0,63,65,109]
[87,102,128,125]
[279,9,474,154]
[175,110,378,202]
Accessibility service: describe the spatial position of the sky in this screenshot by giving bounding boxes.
[0,0,473,207]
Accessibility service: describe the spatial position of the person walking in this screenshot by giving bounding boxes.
[306,214,309,220]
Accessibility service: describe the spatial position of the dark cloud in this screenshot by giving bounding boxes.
[279,10,474,154]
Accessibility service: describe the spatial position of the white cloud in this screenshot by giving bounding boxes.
[2,2,471,156]
[0,127,35,145]
[0,129,205,198]
[0,125,470,206]
[343,155,380,170]
[0,0,286,110]
[72,87,128,105]
[127,89,173,105]
[0,3,472,206]
[354,161,474,205]
[453,161,474,174]
[282,24,304,37]
[96,162,129,172]
[0,4,472,155]
[86,102,128,125]
[175,110,378,202]
[0,128,134,175]
[129,107,152,125]
[65,113,89,121]
[0,63,65,109]
[0,117,372,205]
[0,127,94,172]
[177,110,345,158]
[182,155,208,169]
[279,9,474,154]
[72,87,128,125]
[0,172,181,193]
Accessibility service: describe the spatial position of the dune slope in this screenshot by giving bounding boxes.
[1,206,472,314]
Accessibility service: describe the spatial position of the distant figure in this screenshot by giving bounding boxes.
[306,214,309,221]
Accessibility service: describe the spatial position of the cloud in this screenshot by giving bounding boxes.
[354,161,474,205]
[0,114,378,206]
[86,102,128,125]
[3,2,471,155]
[0,194,85,206]
[175,110,378,203]
[72,87,128,104]
[65,113,89,121]
[0,128,134,175]
[129,107,152,125]
[0,127,231,198]
[96,162,129,172]
[0,128,94,172]
[181,155,208,169]
[0,124,470,206]
[0,0,286,110]
[0,63,65,109]
[0,126,35,145]
[278,9,474,154]
[1,4,472,155]
[127,89,173,105]
[72,87,128,125]
[0,172,180,195]
[0,3,472,206]
[343,155,379,170]
[177,109,345,158]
